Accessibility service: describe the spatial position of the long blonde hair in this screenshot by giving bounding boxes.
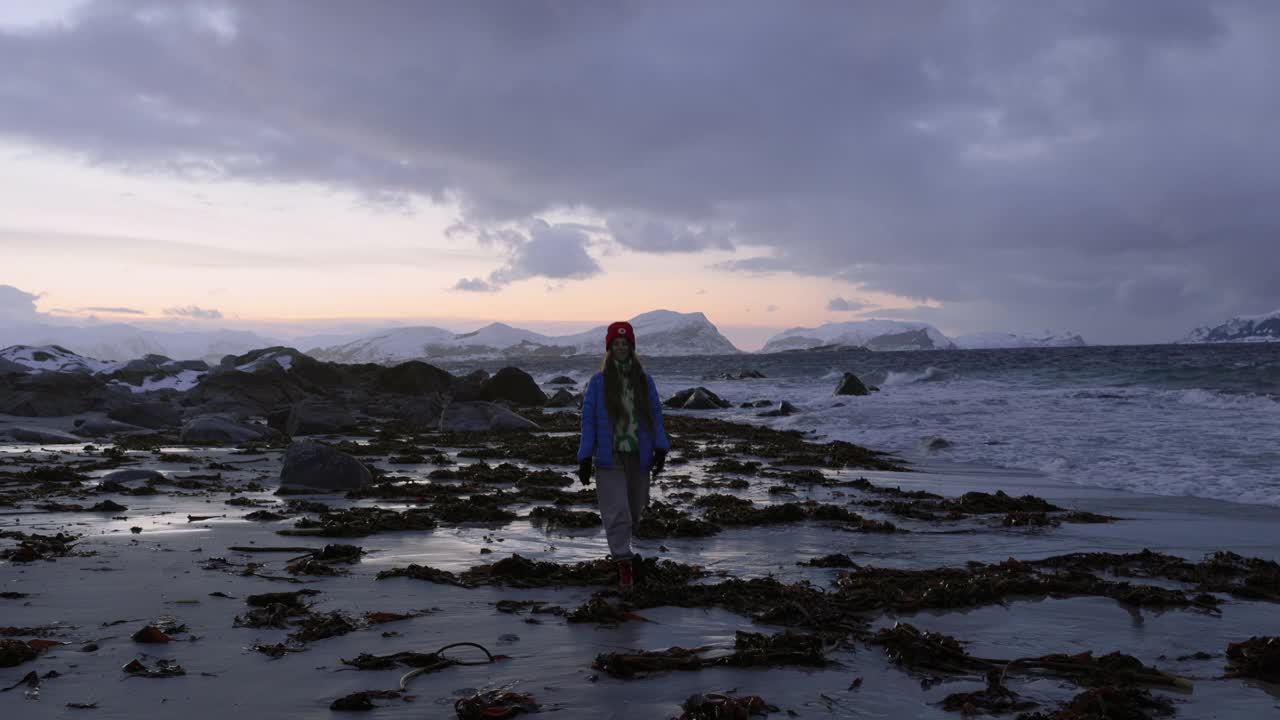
[600,351,654,431]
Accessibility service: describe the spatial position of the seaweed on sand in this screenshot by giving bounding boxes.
[278,507,437,537]
[1016,686,1176,719]
[1225,636,1280,683]
[377,554,706,590]
[528,506,602,528]
[873,623,1192,691]
[1031,549,1280,603]
[593,630,833,679]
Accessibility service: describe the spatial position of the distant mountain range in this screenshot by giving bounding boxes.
[1182,309,1280,344]
[0,321,274,364]
[306,310,741,363]
[761,320,957,352]
[1,311,1101,365]
[953,330,1087,349]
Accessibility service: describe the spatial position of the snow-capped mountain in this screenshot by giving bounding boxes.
[307,310,741,363]
[953,330,1087,349]
[0,322,277,364]
[1182,310,1280,344]
[0,344,119,373]
[554,310,742,357]
[761,320,955,353]
[0,345,210,392]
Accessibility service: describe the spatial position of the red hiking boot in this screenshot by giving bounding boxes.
[617,557,635,593]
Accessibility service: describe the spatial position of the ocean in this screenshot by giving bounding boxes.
[454,343,1280,509]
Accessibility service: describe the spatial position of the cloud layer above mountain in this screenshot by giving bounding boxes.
[2,1,1278,341]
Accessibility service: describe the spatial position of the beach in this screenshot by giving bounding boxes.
[3,384,1279,719]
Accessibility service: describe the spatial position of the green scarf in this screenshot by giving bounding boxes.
[613,358,640,452]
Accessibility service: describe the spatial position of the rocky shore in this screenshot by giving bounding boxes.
[2,348,1278,718]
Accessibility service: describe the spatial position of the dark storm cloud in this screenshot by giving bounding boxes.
[2,1,1278,340]
[452,219,601,291]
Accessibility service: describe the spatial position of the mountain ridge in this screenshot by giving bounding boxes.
[1182,309,1280,344]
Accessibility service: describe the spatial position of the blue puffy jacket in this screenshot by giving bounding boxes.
[577,371,671,470]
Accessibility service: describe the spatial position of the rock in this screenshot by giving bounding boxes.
[103,355,176,386]
[480,367,548,406]
[926,437,952,450]
[664,387,731,410]
[286,400,358,436]
[73,416,147,437]
[0,357,29,375]
[833,372,870,396]
[376,361,455,395]
[758,401,797,418]
[737,369,767,379]
[546,375,577,385]
[439,401,540,433]
[545,389,579,408]
[101,469,166,483]
[180,415,279,445]
[5,426,83,444]
[450,369,487,402]
[0,372,114,416]
[739,400,773,408]
[266,406,293,434]
[379,393,446,429]
[189,366,306,415]
[279,440,374,492]
[106,400,182,429]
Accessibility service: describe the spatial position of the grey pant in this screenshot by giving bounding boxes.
[595,452,650,558]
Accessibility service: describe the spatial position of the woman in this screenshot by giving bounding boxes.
[576,321,670,592]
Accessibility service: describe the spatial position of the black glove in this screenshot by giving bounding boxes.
[577,458,593,485]
[651,449,668,479]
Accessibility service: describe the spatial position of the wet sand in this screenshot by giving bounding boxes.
[3,425,1279,719]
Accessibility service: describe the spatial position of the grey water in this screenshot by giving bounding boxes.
[453,343,1280,508]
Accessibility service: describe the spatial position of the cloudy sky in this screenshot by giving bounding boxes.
[2,0,1277,349]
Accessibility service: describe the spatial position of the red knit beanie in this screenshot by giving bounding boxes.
[606,321,635,349]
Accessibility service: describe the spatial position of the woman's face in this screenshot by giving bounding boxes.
[610,337,632,363]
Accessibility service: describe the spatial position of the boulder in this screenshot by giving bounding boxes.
[664,387,731,410]
[6,426,83,444]
[833,372,870,396]
[180,415,279,445]
[758,401,798,418]
[0,372,112,416]
[739,399,772,408]
[451,370,487,402]
[285,400,358,436]
[73,416,147,437]
[0,357,29,375]
[106,400,182,429]
[279,440,373,492]
[189,366,307,415]
[376,360,455,396]
[439,401,540,433]
[101,469,166,484]
[547,375,577,385]
[480,367,547,406]
[709,369,768,380]
[364,393,446,429]
[266,406,293,434]
[545,388,580,408]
